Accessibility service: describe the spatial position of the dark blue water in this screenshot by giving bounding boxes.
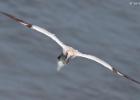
[0,0,140,100]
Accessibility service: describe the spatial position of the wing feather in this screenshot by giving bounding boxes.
[77,52,140,84]
[0,12,66,49]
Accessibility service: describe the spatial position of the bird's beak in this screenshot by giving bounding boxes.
[57,60,66,71]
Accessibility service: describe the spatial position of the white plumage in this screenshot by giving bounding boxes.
[1,11,140,85]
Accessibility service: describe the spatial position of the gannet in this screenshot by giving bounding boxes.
[1,11,140,85]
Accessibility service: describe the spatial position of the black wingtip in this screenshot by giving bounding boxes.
[0,11,32,28]
[113,68,140,85]
[122,73,140,85]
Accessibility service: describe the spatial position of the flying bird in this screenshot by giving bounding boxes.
[0,11,140,85]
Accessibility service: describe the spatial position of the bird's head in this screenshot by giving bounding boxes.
[57,53,70,71]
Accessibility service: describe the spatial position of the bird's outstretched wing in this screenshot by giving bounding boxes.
[77,52,140,84]
[0,12,67,49]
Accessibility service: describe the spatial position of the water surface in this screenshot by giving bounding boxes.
[0,0,140,100]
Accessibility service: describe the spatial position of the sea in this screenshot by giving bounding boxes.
[0,0,140,100]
